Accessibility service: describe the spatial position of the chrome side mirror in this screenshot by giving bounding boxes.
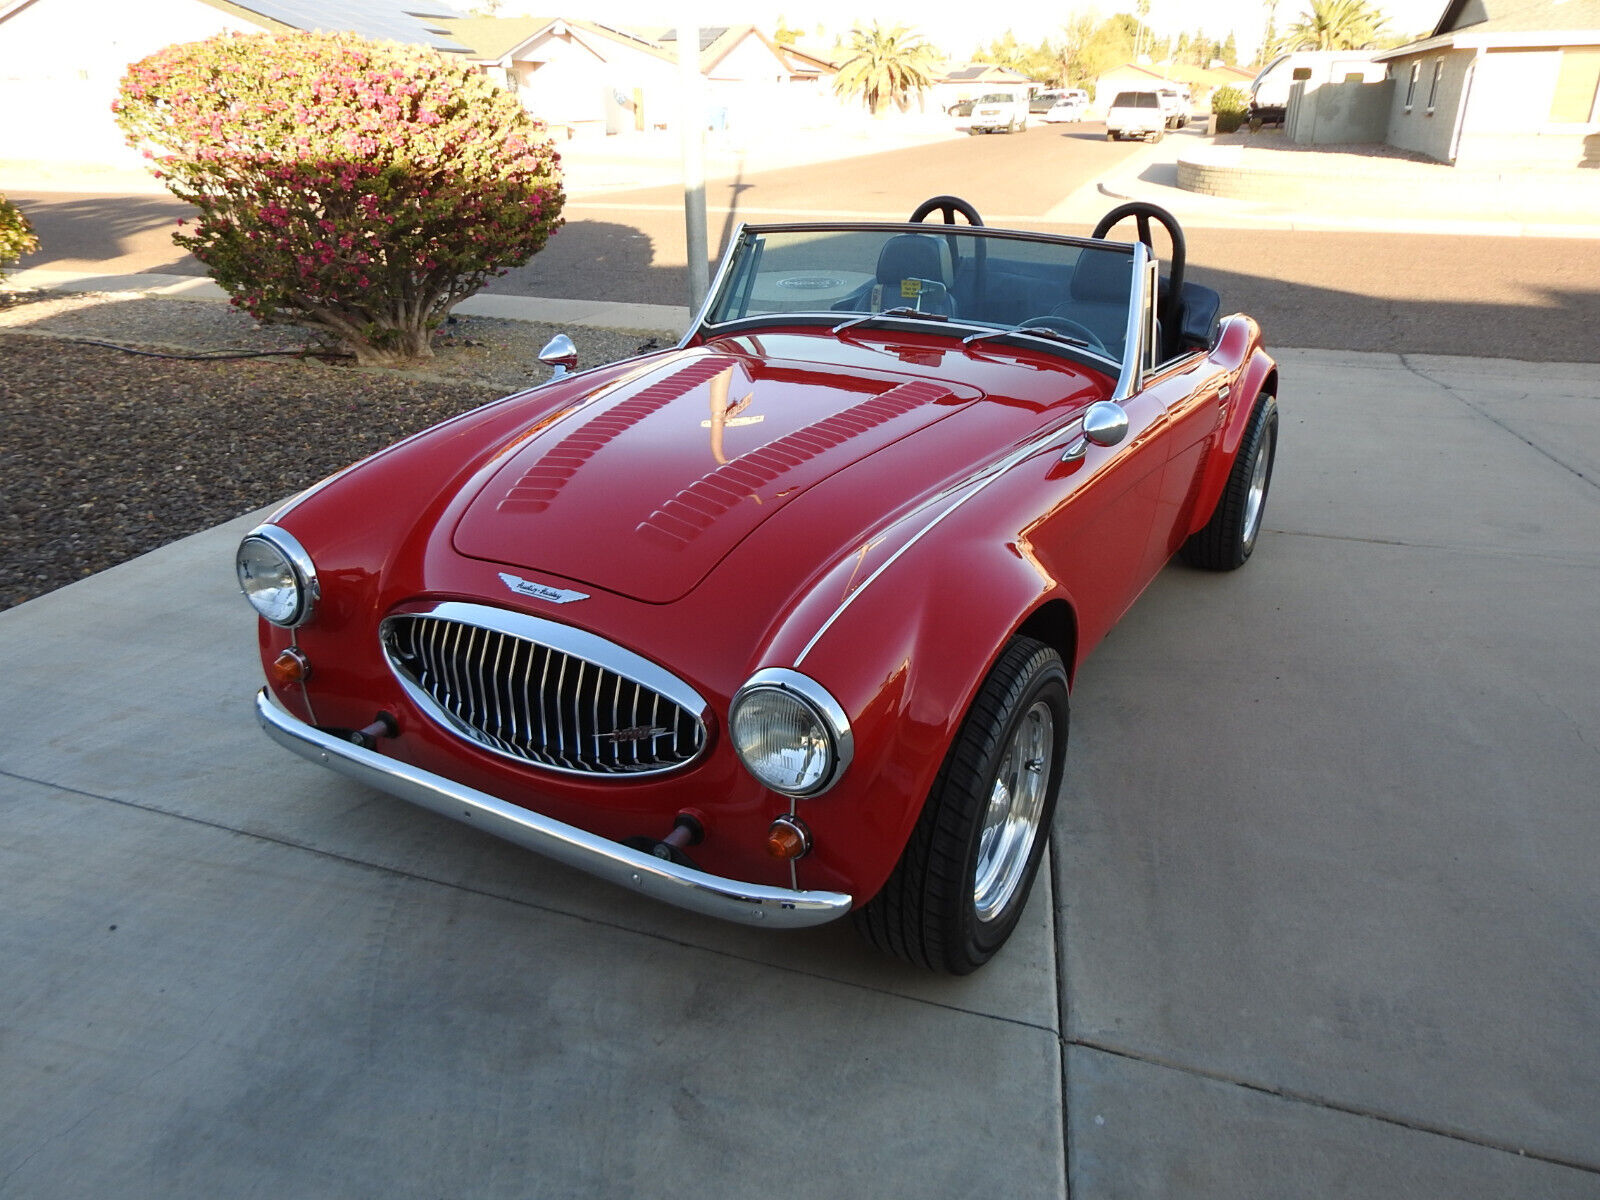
[538,333,578,379]
[1083,401,1129,448]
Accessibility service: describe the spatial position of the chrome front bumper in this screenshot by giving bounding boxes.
[254,689,853,929]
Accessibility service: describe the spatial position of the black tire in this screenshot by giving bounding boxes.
[1180,392,1278,570]
[855,637,1068,974]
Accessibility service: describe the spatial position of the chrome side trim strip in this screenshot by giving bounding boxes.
[795,414,1085,667]
[255,690,852,929]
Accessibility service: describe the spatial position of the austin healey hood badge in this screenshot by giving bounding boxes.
[498,573,590,604]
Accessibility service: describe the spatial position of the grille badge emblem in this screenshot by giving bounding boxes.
[601,725,672,744]
[499,573,589,604]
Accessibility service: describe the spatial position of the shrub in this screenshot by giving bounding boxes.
[0,193,40,281]
[1212,85,1249,133]
[115,31,564,366]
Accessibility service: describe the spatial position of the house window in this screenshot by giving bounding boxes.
[1427,59,1444,112]
[1549,48,1600,123]
[1404,61,1420,109]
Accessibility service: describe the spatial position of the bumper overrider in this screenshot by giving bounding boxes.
[254,689,854,929]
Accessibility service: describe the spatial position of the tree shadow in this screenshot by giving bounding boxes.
[8,192,202,276]
[488,218,687,307]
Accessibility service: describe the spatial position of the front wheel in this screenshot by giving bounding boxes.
[855,638,1069,974]
[1180,392,1278,570]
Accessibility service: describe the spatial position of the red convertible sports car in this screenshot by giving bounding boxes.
[240,197,1278,973]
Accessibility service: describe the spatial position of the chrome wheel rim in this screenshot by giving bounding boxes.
[1241,423,1274,552]
[973,700,1054,923]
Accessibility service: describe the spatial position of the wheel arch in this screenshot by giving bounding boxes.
[1013,597,1081,689]
[785,531,1081,906]
[1184,328,1278,540]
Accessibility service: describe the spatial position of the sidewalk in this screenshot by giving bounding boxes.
[1061,123,1600,238]
[0,115,966,200]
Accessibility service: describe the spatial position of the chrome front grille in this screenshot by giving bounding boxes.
[380,603,707,776]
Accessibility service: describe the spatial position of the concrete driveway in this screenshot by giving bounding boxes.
[2,347,1597,1197]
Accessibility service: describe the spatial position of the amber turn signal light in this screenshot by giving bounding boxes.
[765,815,812,860]
[270,647,311,684]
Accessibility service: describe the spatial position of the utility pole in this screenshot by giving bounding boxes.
[678,17,709,314]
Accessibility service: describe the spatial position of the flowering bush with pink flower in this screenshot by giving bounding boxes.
[0,193,40,281]
[115,31,564,365]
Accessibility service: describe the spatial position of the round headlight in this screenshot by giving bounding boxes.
[236,527,318,628]
[730,669,853,798]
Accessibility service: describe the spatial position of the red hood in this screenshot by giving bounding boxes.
[452,347,981,603]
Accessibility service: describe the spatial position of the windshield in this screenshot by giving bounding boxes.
[978,93,1014,103]
[1113,91,1160,108]
[703,226,1136,362]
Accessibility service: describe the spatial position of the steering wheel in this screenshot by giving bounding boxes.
[1091,202,1185,338]
[910,195,986,319]
[909,195,984,226]
[1020,315,1107,355]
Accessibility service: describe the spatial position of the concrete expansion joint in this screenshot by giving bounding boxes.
[1064,1035,1600,1178]
[1398,354,1598,490]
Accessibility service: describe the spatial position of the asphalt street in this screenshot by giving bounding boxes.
[10,122,1600,360]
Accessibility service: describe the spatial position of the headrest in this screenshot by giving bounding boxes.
[876,234,951,287]
[1070,249,1134,304]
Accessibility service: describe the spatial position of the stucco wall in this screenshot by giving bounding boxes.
[1385,44,1599,166]
[1287,78,1394,144]
[1455,46,1596,165]
[1385,47,1475,161]
[0,0,265,164]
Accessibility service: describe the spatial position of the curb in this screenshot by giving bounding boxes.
[1,267,691,336]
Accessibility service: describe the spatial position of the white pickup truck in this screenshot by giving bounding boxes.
[969,92,1029,134]
[1104,89,1165,142]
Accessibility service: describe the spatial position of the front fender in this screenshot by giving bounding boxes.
[770,494,1069,905]
[1185,315,1278,539]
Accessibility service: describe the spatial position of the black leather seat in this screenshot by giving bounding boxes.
[874,234,956,316]
[1056,249,1132,356]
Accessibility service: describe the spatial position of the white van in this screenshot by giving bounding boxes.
[1248,50,1386,124]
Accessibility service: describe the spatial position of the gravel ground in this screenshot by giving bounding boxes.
[0,291,673,611]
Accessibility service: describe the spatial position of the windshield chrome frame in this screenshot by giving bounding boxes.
[685,221,1150,395]
[1112,241,1155,404]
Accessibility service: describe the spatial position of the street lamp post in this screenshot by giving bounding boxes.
[678,17,709,314]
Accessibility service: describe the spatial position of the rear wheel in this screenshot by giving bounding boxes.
[1180,392,1278,570]
[855,637,1068,974]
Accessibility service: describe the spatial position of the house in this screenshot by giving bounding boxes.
[1093,61,1254,111]
[933,64,1036,115]
[1373,0,1600,164]
[437,20,841,135]
[0,0,472,166]
[0,2,840,172]
[435,17,679,133]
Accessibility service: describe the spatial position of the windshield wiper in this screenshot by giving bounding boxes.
[963,324,1089,349]
[832,307,951,335]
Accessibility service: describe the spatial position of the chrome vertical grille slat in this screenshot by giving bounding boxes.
[381,607,707,777]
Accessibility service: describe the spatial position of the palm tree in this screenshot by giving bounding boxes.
[1286,0,1389,50]
[831,22,940,115]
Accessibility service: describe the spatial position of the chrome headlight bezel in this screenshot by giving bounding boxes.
[729,668,854,798]
[236,525,319,629]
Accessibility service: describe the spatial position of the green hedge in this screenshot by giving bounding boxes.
[1212,85,1248,134]
[0,194,40,280]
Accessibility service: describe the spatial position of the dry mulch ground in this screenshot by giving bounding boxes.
[0,291,671,611]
